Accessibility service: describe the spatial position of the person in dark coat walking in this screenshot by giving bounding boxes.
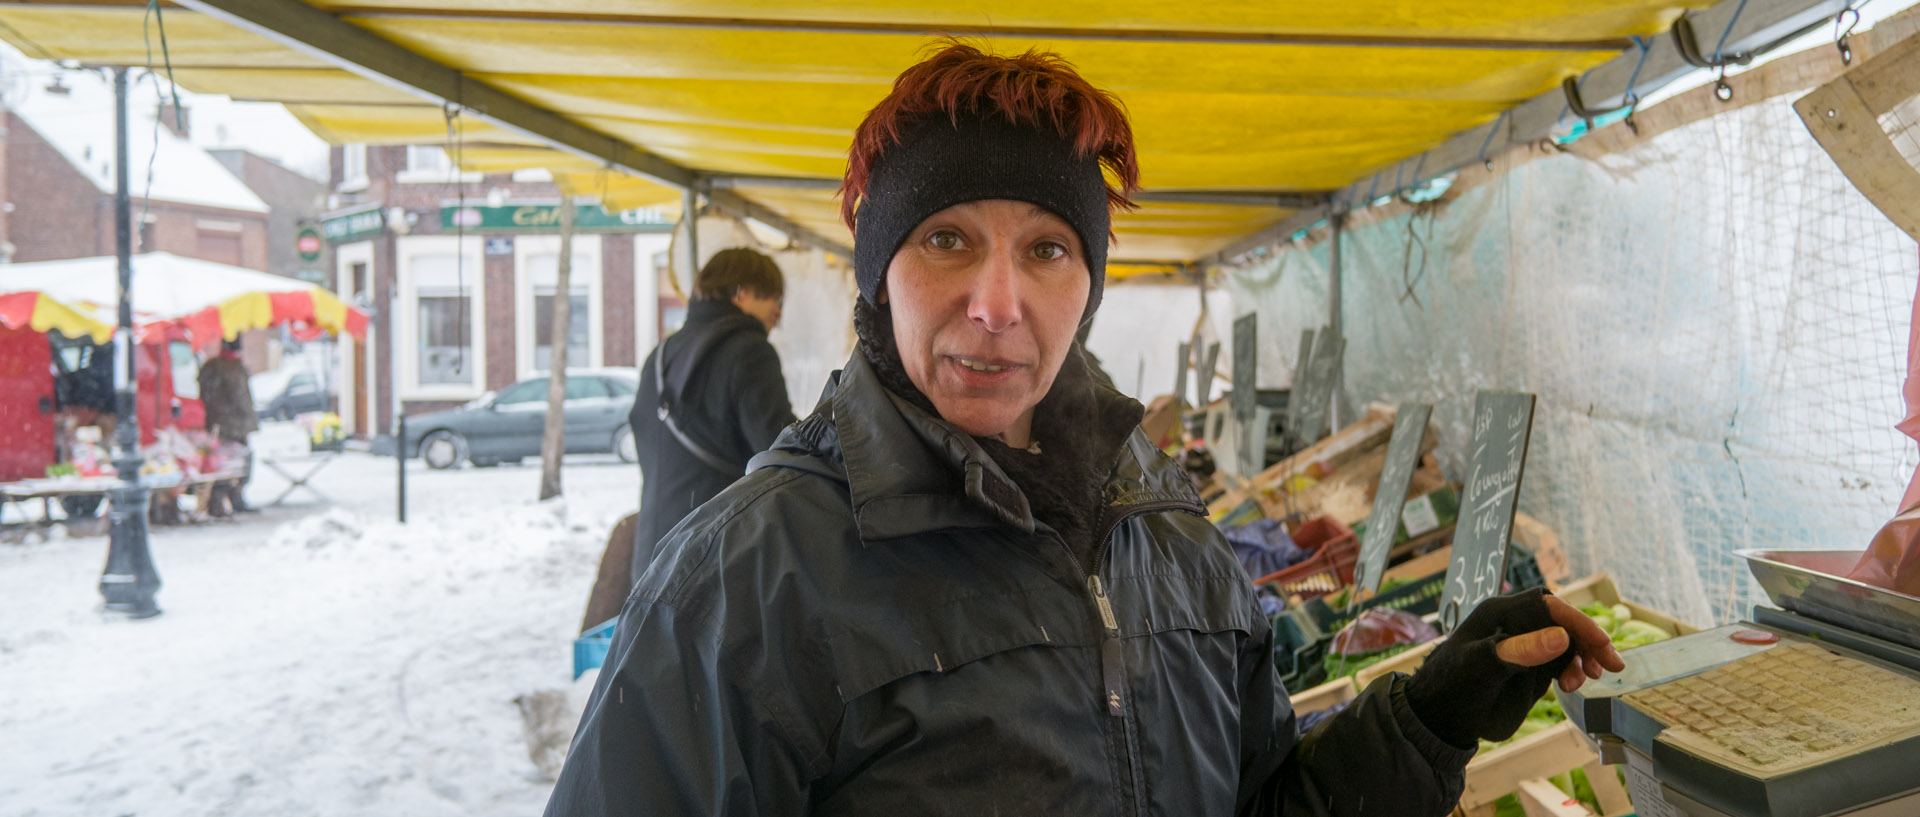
[198,340,256,514]
[625,247,795,583]
[549,44,1624,817]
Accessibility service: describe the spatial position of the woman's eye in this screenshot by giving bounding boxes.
[1033,241,1067,261]
[929,230,963,250]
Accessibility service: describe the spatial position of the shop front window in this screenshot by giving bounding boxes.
[411,251,475,387]
[418,295,471,385]
[534,291,590,372]
[527,250,592,372]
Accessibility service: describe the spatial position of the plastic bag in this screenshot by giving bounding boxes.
[1849,504,1920,596]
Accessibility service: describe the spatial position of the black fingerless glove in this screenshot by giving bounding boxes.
[1404,588,1574,749]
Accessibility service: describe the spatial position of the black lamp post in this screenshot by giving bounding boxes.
[98,66,161,619]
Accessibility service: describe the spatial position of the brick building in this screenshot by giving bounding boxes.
[209,147,329,285]
[0,70,271,270]
[0,65,289,375]
[323,143,672,438]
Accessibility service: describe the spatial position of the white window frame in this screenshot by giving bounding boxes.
[396,145,484,185]
[397,235,487,400]
[511,167,554,183]
[339,144,368,193]
[515,234,602,378]
[333,240,376,435]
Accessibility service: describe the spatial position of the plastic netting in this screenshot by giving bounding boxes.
[1224,92,1919,627]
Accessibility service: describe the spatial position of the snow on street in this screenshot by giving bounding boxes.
[0,444,638,816]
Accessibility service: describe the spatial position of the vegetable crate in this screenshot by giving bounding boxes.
[1250,516,1357,599]
[1273,544,1544,692]
[1453,720,1633,817]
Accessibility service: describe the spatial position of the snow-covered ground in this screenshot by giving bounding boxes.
[0,441,638,816]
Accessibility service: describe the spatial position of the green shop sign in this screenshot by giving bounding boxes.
[321,206,386,243]
[440,203,673,233]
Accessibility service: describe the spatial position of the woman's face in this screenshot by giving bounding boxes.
[883,199,1089,448]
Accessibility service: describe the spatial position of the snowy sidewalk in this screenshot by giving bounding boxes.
[0,450,638,817]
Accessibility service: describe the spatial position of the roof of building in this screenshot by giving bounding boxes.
[7,58,268,214]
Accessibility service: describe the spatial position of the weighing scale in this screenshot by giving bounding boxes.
[1558,550,1920,817]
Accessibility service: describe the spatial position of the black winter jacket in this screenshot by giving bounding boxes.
[554,352,1472,816]
[628,299,795,579]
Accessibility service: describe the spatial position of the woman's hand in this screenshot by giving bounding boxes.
[1492,594,1626,693]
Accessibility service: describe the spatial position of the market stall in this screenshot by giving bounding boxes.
[0,252,368,527]
[3,0,1918,814]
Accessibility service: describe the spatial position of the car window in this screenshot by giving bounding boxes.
[604,377,636,397]
[495,378,549,405]
[566,377,608,400]
[289,373,315,391]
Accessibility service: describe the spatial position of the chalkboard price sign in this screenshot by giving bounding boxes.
[1284,330,1316,444]
[1289,328,1345,451]
[1354,403,1433,597]
[1173,342,1191,408]
[1195,342,1221,408]
[1439,390,1537,632]
[1231,315,1258,429]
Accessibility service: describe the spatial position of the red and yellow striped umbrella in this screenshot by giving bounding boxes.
[0,291,116,342]
[0,252,366,346]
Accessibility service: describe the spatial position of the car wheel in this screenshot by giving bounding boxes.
[614,424,637,463]
[420,430,466,470]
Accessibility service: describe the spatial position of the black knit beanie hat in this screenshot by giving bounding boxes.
[851,110,1111,322]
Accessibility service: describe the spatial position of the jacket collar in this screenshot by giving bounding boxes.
[684,297,758,328]
[751,353,1204,544]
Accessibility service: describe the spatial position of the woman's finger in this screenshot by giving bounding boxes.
[1494,626,1570,666]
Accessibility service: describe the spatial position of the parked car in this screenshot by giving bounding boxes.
[402,369,639,469]
[253,369,332,421]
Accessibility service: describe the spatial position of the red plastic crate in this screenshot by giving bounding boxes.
[1252,516,1357,599]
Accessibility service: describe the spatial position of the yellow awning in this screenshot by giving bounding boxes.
[0,1,1713,276]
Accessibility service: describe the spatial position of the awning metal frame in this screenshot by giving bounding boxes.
[174,0,859,259]
[155,0,1854,269]
[704,173,1329,210]
[1210,0,1854,267]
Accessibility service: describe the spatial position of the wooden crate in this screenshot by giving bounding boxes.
[1453,722,1634,817]
[1554,573,1701,637]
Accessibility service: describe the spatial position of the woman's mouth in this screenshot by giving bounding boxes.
[945,355,1022,384]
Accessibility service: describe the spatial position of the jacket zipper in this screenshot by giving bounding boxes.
[1073,497,1206,720]
[1087,574,1126,717]
[1072,497,1206,816]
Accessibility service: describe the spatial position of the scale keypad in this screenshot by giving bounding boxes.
[1622,641,1920,772]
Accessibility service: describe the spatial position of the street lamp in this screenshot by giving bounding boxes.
[98,66,161,619]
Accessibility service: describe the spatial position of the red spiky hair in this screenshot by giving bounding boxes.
[839,40,1141,232]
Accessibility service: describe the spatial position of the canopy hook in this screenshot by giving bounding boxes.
[1476,110,1509,172]
[1561,76,1634,131]
[1835,6,1860,65]
[1671,5,1755,70]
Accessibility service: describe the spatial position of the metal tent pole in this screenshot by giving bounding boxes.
[683,185,700,282]
[99,66,161,619]
[1326,211,1346,431]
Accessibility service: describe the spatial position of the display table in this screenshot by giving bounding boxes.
[0,475,123,528]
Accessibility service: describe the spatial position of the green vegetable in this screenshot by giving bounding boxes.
[1320,642,1413,681]
[1614,619,1672,649]
[1323,576,1415,611]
